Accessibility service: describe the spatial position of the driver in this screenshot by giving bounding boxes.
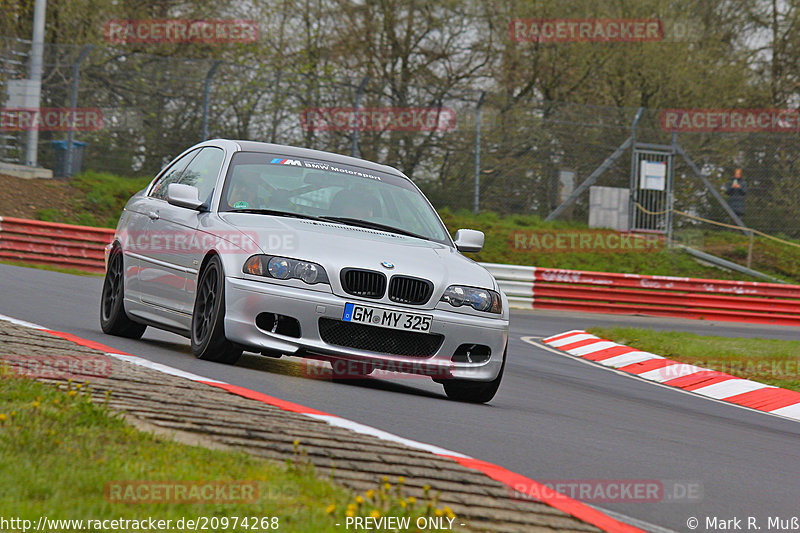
[329,188,379,219]
[227,167,264,209]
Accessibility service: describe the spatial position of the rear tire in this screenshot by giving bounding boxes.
[191,256,242,365]
[100,247,146,339]
[442,345,506,403]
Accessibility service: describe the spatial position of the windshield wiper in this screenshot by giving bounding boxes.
[226,208,325,221]
[320,216,431,241]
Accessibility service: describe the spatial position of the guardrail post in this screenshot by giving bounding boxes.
[473,91,486,215]
[65,44,93,178]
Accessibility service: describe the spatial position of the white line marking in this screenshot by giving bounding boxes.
[637,364,707,383]
[599,351,662,368]
[307,414,471,458]
[106,353,227,384]
[567,341,618,356]
[0,312,48,330]
[770,403,800,420]
[541,329,586,343]
[692,379,773,399]
[546,333,597,348]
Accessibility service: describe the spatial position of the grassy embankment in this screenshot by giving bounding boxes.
[0,371,455,531]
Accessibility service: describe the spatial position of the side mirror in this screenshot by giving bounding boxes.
[167,183,203,210]
[454,229,484,253]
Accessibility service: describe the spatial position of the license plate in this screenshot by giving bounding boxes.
[342,303,432,332]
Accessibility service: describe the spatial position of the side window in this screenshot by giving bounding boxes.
[178,147,224,206]
[149,150,199,200]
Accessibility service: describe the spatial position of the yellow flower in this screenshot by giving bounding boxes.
[346,510,354,518]
[408,496,416,505]
[347,504,357,512]
[355,496,364,504]
[293,439,299,446]
[366,490,375,499]
[370,510,381,519]
[68,390,77,397]
[399,499,407,508]
[32,401,40,408]
[10,411,16,416]
[381,476,389,482]
[434,509,444,517]
[76,383,83,389]
[383,483,391,491]
[0,414,6,422]
[325,504,336,514]
[423,484,431,492]
[397,476,405,484]
[444,506,455,519]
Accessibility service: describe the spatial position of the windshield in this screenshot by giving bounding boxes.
[219,152,451,245]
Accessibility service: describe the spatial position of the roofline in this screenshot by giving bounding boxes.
[216,139,409,180]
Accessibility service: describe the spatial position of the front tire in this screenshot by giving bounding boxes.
[191,256,242,365]
[442,345,506,403]
[100,247,146,339]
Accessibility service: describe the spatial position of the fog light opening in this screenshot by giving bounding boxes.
[452,344,491,364]
[255,313,301,338]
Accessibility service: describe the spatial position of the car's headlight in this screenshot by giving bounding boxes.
[441,285,502,314]
[243,255,329,285]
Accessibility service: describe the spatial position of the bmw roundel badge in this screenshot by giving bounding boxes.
[381,261,394,269]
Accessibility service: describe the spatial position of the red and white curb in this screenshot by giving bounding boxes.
[0,313,643,533]
[539,330,800,422]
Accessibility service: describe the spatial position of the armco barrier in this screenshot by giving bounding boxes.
[0,216,113,273]
[1,217,798,327]
[481,263,800,327]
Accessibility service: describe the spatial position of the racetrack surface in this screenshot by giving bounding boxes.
[2,263,798,532]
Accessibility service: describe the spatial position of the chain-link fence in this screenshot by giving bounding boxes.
[2,36,799,256]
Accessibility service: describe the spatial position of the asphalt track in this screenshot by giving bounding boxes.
[1,263,799,532]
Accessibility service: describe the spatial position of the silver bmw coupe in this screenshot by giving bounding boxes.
[101,140,509,402]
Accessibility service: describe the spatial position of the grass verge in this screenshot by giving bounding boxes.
[588,327,800,392]
[0,373,456,531]
[0,259,103,277]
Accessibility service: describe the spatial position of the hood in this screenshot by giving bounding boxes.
[217,213,496,304]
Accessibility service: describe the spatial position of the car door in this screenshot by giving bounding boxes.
[135,149,201,314]
[168,146,226,314]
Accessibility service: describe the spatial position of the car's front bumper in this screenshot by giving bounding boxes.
[224,277,508,381]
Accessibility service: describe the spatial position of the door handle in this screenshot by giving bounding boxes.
[147,211,160,220]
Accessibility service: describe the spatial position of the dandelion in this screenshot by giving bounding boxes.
[381,476,389,482]
[355,496,364,504]
[444,506,455,519]
[434,509,444,517]
[399,499,407,509]
[0,414,6,422]
[325,504,336,514]
[383,483,391,491]
[293,439,299,447]
[408,496,416,505]
[76,383,83,390]
[423,484,430,492]
[370,510,381,519]
[345,510,355,518]
[347,504,356,512]
[397,476,405,484]
[366,489,375,499]
[68,390,77,397]
[32,401,40,408]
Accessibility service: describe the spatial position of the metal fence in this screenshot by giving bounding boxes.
[2,36,799,246]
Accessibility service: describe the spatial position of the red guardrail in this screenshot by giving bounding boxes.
[483,263,800,327]
[0,217,114,273]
